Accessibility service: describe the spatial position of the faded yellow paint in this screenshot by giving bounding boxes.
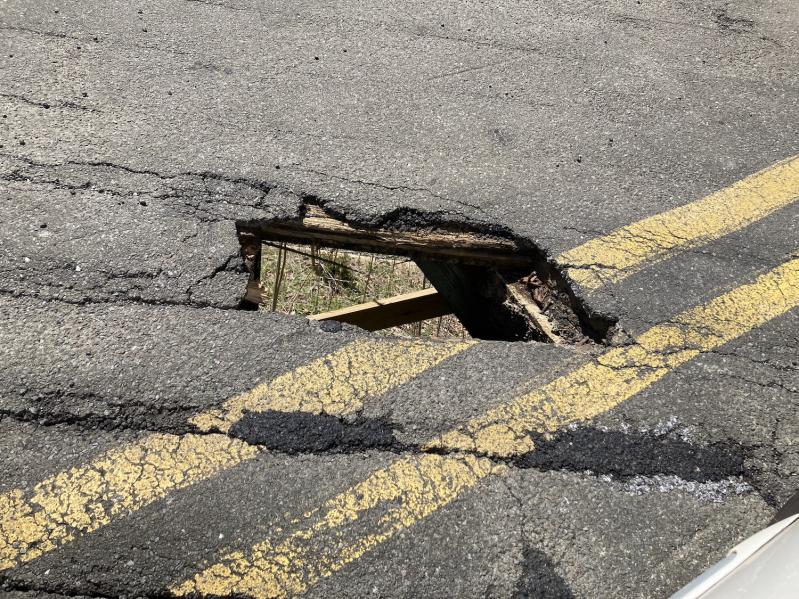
[558,155,799,290]
[191,338,473,432]
[430,253,799,456]
[0,338,471,572]
[0,434,257,570]
[171,453,502,598]
[172,252,799,596]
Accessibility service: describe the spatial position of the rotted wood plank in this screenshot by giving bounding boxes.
[238,205,532,268]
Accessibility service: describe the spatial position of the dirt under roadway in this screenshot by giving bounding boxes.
[1,0,798,597]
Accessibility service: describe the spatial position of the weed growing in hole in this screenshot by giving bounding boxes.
[258,243,469,339]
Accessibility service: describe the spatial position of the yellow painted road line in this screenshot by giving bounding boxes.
[0,434,258,571]
[172,454,502,598]
[191,338,473,432]
[0,338,471,572]
[558,155,799,290]
[173,252,799,598]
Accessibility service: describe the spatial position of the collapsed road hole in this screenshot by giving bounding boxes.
[237,204,617,344]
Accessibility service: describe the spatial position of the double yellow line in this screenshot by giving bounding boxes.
[170,156,799,597]
[559,155,799,290]
[173,251,799,598]
[0,339,471,570]
[1,156,798,593]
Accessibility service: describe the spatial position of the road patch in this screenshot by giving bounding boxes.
[230,411,397,453]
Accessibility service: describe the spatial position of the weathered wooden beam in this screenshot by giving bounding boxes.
[239,205,533,268]
[243,279,266,305]
[504,282,563,344]
[307,288,452,331]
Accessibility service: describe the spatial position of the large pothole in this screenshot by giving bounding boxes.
[237,202,617,345]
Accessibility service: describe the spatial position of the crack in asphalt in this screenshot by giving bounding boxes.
[694,371,799,395]
[184,251,245,300]
[0,277,244,310]
[0,93,99,113]
[1,153,274,199]
[516,427,746,483]
[710,348,799,374]
[183,0,250,11]
[0,405,757,495]
[0,23,83,42]
[290,165,489,215]
[0,578,170,599]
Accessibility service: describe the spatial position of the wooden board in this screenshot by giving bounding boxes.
[308,287,452,331]
[238,205,533,268]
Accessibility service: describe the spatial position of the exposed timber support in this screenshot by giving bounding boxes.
[238,205,532,269]
[308,288,452,331]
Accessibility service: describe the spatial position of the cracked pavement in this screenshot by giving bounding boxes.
[1,0,798,597]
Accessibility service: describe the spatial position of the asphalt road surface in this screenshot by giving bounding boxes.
[1,0,798,597]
